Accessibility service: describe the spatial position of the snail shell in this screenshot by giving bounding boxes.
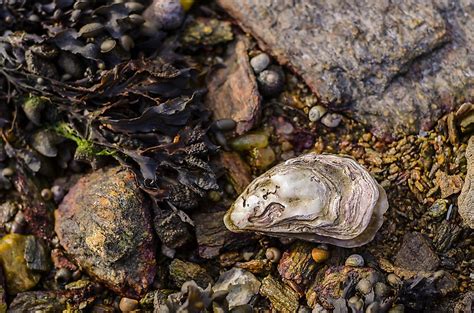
[224,153,388,247]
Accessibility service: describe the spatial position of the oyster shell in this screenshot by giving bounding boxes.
[224,153,388,247]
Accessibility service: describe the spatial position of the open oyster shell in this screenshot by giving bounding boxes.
[224,153,388,247]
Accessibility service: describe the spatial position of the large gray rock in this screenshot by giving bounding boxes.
[55,167,156,298]
[217,0,473,139]
[458,136,474,229]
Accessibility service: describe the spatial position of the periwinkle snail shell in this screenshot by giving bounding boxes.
[224,153,389,247]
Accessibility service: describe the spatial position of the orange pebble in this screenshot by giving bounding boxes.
[311,247,330,263]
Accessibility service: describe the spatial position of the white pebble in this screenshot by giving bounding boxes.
[250,53,270,74]
[321,113,342,128]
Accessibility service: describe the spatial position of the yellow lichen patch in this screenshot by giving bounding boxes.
[0,234,41,294]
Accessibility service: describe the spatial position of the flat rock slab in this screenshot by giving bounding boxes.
[394,232,439,272]
[458,136,474,228]
[217,0,473,139]
[55,167,156,298]
[205,35,261,135]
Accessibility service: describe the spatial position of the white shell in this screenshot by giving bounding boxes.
[224,153,388,247]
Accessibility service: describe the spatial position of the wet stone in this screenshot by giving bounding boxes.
[219,152,252,194]
[217,0,473,139]
[205,35,261,135]
[458,136,474,228]
[394,232,440,272]
[54,167,156,298]
[169,259,213,289]
[0,200,17,228]
[193,210,250,259]
[212,268,261,309]
[0,234,42,295]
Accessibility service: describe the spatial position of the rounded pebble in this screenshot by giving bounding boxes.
[128,14,145,25]
[374,282,390,298]
[308,105,327,122]
[14,211,25,225]
[36,77,45,85]
[345,254,364,267]
[28,14,41,22]
[311,247,330,263]
[250,53,270,74]
[321,113,343,128]
[214,119,237,131]
[2,167,14,177]
[208,190,221,202]
[387,273,402,287]
[214,131,227,147]
[265,247,281,263]
[120,35,135,52]
[119,297,139,312]
[348,296,363,311]
[100,39,116,53]
[51,185,65,203]
[147,0,185,30]
[55,268,72,283]
[41,188,53,201]
[257,68,284,97]
[79,22,104,38]
[356,278,372,294]
[433,270,445,280]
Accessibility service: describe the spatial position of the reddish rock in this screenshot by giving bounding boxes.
[55,167,156,298]
[205,35,261,135]
[219,151,252,194]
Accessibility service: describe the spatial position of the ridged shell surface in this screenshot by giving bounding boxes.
[224,153,388,247]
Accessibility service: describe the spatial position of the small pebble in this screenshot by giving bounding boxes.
[265,247,281,263]
[321,113,342,128]
[55,268,72,283]
[250,53,270,74]
[36,77,45,85]
[214,119,237,131]
[374,282,390,298]
[348,296,364,311]
[387,273,402,287]
[214,131,228,147]
[28,14,41,22]
[2,167,14,177]
[308,105,327,122]
[145,0,185,30]
[119,297,139,312]
[356,278,372,294]
[41,188,53,201]
[257,68,284,97]
[345,254,364,267]
[51,185,65,203]
[311,247,330,263]
[14,211,25,225]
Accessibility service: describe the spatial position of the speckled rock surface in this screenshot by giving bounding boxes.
[217,0,473,139]
[55,167,156,298]
[394,232,440,272]
[458,136,474,228]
